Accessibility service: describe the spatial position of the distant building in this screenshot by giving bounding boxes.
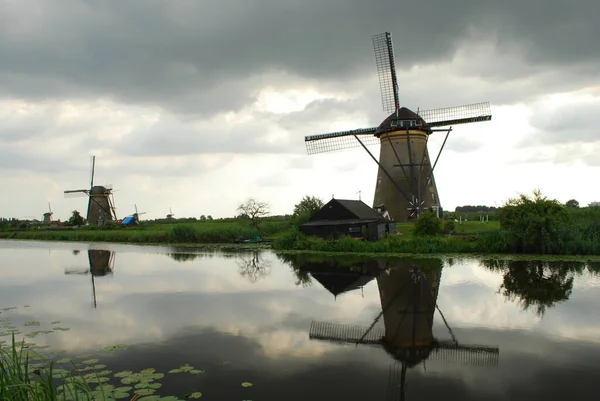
[299,198,396,241]
[589,202,600,207]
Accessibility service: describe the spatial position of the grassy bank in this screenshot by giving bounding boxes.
[0,219,291,245]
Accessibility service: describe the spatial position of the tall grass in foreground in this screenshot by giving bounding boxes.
[0,334,94,401]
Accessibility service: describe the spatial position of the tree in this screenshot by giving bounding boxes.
[292,195,324,225]
[565,199,579,208]
[237,198,270,234]
[68,210,85,226]
[413,212,442,236]
[497,189,573,254]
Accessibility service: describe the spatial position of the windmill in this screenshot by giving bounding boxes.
[166,207,175,220]
[42,202,53,225]
[304,32,492,222]
[64,156,118,225]
[64,249,114,309]
[308,262,499,400]
[133,204,147,222]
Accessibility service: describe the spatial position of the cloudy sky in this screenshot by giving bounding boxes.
[1,0,599,220]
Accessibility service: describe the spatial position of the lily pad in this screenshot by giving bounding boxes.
[53,327,70,331]
[113,386,133,392]
[1,307,17,311]
[56,357,72,364]
[141,368,156,374]
[93,364,107,369]
[50,321,61,325]
[134,389,156,396]
[168,369,183,373]
[158,397,181,401]
[179,364,194,372]
[24,321,41,326]
[99,344,127,353]
[190,369,204,375]
[76,353,94,359]
[241,382,253,387]
[138,397,162,401]
[113,393,130,400]
[147,383,162,389]
[114,370,133,378]
[83,359,100,365]
[187,392,203,399]
[135,382,150,389]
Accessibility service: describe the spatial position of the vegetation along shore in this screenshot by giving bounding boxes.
[1,190,599,256]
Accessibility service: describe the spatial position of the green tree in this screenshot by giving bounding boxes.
[68,210,85,226]
[565,199,579,208]
[292,195,324,225]
[413,212,442,236]
[497,189,573,254]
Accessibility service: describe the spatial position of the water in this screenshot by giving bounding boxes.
[0,240,599,400]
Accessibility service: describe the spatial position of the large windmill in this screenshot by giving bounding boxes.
[64,156,118,226]
[308,262,499,400]
[305,32,492,222]
[64,249,115,308]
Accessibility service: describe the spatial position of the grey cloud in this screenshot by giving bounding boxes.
[528,100,600,145]
[0,0,598,118]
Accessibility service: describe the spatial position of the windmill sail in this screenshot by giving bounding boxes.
[372,32,400,113]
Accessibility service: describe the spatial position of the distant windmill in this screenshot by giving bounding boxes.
[133,204,147,222]
[166,207,175,220]
[64,156,118,225]
[64,249,114,308]
[309,263,499,400]
[304,32,492,222]
[42,203,53,225]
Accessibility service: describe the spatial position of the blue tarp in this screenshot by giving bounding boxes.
[122,216,135,225]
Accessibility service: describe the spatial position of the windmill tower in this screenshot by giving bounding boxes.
[64,249,114,308]
[42,203,53,225]
[305,32,492,222]
[309,262,499,400]
[64,156,118,225]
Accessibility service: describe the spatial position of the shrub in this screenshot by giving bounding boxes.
[413,212,442,237]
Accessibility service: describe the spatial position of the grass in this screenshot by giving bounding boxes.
[0,219,291,245]
[0,334,94,401]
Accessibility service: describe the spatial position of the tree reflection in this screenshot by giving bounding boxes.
[168,252,200,262]
[236,252,271,283]
[482,259,586,316]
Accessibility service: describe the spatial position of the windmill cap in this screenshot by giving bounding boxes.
[90,185,109,194]
[375,107,428,136]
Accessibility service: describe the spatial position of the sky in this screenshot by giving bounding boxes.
[1,0,599,221]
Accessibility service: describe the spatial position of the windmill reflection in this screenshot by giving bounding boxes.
[64,249,114,308]
[306,258,499,401]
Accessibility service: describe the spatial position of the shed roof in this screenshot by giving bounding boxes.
[334,199,386,220]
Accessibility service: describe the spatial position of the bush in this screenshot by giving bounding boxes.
[444,220,455,234]
[413,212,442,237]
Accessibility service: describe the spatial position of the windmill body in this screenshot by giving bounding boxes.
[305,32,492,222]
[42,202,53,225]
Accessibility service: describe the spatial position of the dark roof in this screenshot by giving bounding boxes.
[310,271,376,296]
[334,199,385,220]
[375,107,429,136]
[301,219,379,227]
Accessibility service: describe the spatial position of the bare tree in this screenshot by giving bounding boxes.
[237,198,270,234]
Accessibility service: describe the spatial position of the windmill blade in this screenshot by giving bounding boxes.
[309,321,499,366]
[90,155,96,189]
[64,190,90,198]
[372,32,400,113]
[305,127,379,155]
[419,102,492,127]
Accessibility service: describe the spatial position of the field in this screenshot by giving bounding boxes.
[0,219,290,245]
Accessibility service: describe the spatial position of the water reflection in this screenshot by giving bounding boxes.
[64,249,114,308]
[287,256,500,401]
[236,252,271,283]
[482,260,587,316]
